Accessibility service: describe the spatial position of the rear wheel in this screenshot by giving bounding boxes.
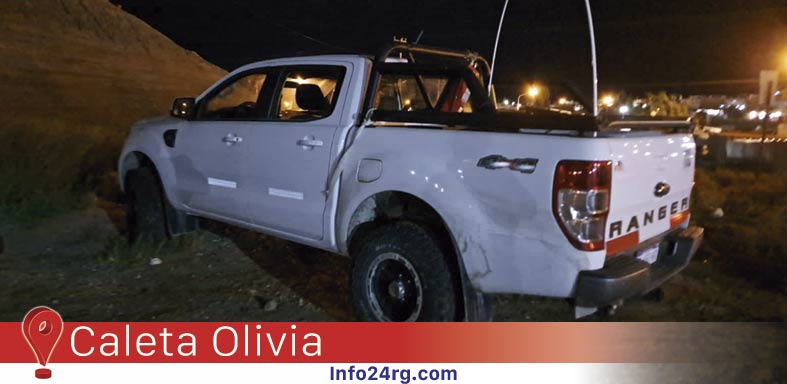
[351,221,458,321]
[126,168,168,244]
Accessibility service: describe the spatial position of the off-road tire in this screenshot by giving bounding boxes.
[351,221,457,321]
[126,168,168,244]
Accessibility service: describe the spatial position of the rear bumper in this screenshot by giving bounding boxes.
[574,226,704,307]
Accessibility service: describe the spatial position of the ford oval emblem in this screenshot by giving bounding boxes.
[654,182,671,197]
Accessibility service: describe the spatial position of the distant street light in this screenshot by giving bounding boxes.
[517,84,542,107]
[516,93,527,107]
[601,94,616,107]
[618,105,630,115]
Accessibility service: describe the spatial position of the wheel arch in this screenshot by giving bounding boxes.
[119,150,198,237]
[343,190,490,321]
[345,191,452,250]
[119,150,158,192]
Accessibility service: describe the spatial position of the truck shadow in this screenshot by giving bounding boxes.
[201,219,357,321]
[96,199,356,320]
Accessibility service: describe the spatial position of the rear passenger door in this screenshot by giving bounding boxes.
[244,64,349,239]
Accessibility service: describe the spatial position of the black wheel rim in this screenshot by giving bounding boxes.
[366,252,423,322]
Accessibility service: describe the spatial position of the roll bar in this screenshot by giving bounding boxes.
[375,43,492,87]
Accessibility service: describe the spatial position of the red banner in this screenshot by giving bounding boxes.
[2,321,781,364]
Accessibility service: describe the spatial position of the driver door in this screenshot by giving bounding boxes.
[171,69,274,223]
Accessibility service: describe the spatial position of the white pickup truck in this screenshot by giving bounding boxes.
[119,44,703,321]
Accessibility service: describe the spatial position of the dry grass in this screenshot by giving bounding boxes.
[692,168,787,291]
[0,0,224,224]
[0,118,124,223]
[99,232,210,265]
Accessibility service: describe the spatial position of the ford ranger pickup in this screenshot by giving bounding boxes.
[119,44,704,321]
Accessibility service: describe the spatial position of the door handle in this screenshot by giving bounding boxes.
[477,155,539,174]
[296,138,323,149]
[222,133,243,146]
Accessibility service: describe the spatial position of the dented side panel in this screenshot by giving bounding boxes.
[336,127,611,298]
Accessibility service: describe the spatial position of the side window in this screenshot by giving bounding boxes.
[201,72,268,120]
[275,66,345,121]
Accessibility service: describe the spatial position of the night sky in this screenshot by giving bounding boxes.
[113,0,787,100]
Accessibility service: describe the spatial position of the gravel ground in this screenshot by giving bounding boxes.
[1,198,786,323]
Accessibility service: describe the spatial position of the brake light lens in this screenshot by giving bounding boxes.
[553,160,612,251]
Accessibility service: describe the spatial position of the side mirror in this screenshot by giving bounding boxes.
[171,97,196,119]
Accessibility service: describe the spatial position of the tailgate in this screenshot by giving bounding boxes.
[605,134,696,256]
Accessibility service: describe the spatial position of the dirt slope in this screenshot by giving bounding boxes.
[0,0,225,127]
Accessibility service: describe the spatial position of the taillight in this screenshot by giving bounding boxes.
[553,160,612,251]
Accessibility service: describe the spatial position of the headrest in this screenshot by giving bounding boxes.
[296,84,328,111]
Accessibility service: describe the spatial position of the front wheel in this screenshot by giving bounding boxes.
[351,221,458,321]
[125,168,168,244]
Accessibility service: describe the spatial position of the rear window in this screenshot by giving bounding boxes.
[373,72,474,114]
